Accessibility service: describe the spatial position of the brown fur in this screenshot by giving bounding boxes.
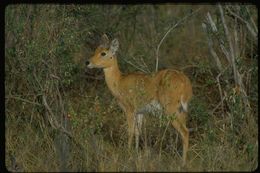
[87,35,193,166]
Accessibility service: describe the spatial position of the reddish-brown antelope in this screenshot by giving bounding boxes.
[87,34,192,165]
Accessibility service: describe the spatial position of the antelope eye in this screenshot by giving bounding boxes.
[101,52,106,56]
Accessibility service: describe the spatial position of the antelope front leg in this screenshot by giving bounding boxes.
[134,113,143,151]
[126,112,135,150]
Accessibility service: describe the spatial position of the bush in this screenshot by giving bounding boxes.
[5,4,257,171]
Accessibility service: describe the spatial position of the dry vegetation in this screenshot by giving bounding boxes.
[5,4,258,172]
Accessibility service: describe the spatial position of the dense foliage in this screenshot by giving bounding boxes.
[5,4,257,171]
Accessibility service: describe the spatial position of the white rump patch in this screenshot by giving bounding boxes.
[181,95,188,112]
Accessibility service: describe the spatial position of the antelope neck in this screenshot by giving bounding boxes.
[103,62,122,96]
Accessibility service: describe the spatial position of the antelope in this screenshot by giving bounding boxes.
[86,34,192,166]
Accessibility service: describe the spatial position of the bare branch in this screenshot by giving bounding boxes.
[226,6,257,39]
[246,6,258,34]
[42,95,59,129]
[5,95,42,106]
[233,16,239,60]
[207,12,218,33]
[155,7,202,72]
[123,58,148,73]
[220,43,231,64]
[216,66,229,116]
[219,4,251,113]
[202,22,223,72]
[219,4,238,84]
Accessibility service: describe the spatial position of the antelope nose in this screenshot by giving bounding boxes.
[85,60,90,66]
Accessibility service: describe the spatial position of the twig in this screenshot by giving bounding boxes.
[155,7,202,72]
[215,66,229,117]
[245,6,258,35]
[42,95,59,129]
[202,20,223,72]
[189,147,203,163]
[226,6,257,39]
[219,4,237,82]
[132,55,150,73]
[159,120,171,159]
[233,15,239,62]
[123,58,148,73]
[210,95,227,116]
[140,56,151,73]
[180,64,199,70]
[42,91,128,169]
[219,5,251,113]
[206,12,217,33]
[6,95,42,106]
[220,43,231,64]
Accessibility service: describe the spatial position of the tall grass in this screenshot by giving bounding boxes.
[5,4,258,171]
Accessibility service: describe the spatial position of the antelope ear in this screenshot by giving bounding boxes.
[100,34,109,48]
[110,39,119,55]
